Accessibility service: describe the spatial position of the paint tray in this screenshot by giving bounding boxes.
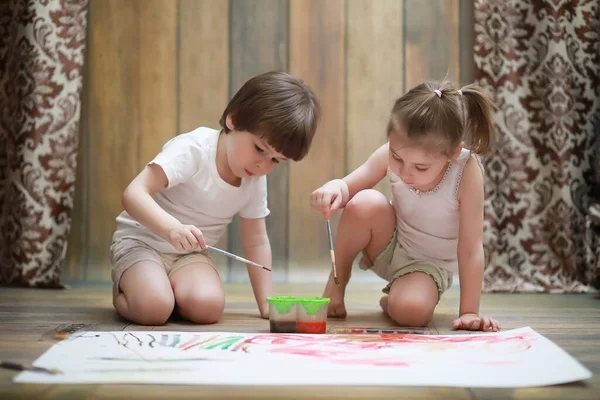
[266,296,330,334]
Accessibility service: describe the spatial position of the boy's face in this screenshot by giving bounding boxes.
[225,115,287,178]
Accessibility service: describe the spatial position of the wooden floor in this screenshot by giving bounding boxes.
[0,283,598,399]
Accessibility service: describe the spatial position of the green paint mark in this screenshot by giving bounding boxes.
[169,334,181,347]
[204,336,245,350]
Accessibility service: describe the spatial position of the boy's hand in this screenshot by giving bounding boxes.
[310,179,348,220]
[453,313,501,332]
[168,224,206,251]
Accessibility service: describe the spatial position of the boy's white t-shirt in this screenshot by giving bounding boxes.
[112,127,270,254]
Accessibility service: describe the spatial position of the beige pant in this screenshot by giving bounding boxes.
[110,238,216,300]
[359,230,454,302]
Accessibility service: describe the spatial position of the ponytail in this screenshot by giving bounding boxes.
[460,84,496,154]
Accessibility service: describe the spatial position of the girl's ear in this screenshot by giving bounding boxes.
[449,142,464,161]
[225,113,235,130]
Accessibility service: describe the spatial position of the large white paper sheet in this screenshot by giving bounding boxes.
[14,327,591,387]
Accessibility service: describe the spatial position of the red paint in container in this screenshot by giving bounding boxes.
[296,321,327,334]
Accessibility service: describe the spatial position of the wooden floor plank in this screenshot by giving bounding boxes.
[0,284,598,399]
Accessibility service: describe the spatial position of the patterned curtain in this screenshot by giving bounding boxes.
[475,0,600,292]
[0,0,88,287]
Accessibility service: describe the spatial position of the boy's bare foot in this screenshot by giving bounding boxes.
[380,295,389,316]
[323,277,347,318]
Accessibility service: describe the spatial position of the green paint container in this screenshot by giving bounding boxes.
[266,296,298,333]
[266,296,330,334]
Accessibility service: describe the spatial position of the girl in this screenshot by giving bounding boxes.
[311,79,500,331]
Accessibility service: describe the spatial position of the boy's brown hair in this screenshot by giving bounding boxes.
[387,78,496,156]
[220,71,321,161]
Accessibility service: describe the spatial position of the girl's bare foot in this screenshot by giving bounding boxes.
[323,277,347,318]
[380,295,389,316]
[327,299,347,318]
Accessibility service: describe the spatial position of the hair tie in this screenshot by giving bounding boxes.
[457,89,463,96]
[434,89,442,98]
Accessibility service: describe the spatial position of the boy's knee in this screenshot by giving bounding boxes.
[126,291,175,325]
[387,296,434,327]
[345,189,390,220]
[177,292,225,325]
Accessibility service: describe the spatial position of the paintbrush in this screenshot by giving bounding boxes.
[205,245,271,272]
[326,219,340,285]
[0,360,63,375]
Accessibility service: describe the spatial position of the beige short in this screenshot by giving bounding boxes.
[359,230,453,302]
[110,238,216,299]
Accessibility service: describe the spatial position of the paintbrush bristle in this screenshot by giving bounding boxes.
[46,368,64,375]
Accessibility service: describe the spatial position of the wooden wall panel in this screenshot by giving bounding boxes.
[65,0,466,284]
[404,0,461,87]
[228,0,289,283]
[178,0,229,277]
[346,0,404,199]
[86,1,141,281]
[459,0,475,85]
[86,0,178,281]
[288,0,345,281]
[138,2,178,170]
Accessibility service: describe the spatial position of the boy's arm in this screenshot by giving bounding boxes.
[122,164,181,238]
[342,143,389,201]
[240,216,272,319]
[455,157,500,331]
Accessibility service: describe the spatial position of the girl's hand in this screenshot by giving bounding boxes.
[452,313,501,332]
[310,179,348,220]
[168,224,206,251]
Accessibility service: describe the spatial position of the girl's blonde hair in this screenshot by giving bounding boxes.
[387,79,496,156]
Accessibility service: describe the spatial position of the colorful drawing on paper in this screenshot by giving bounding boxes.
[14,327,591,387]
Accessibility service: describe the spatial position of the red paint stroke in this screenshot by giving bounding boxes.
[178,335,200,349]
[223,331,538,368]
[238,332,536,352]
[332,358,412,368]
[182,334,219,351]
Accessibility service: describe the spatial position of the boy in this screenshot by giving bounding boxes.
[110,71,321,325]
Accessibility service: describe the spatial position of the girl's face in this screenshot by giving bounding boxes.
[388,135,459,191]
[224,115,287,179]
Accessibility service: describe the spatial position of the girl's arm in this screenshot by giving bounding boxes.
[455,157,500,331]
[240,217,272,319]
[311,143,390,219]
[342,143,390,201]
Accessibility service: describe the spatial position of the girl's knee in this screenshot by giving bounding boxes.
[344,190,392,220]
[176,291,225,324]
[387,294,435,327]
